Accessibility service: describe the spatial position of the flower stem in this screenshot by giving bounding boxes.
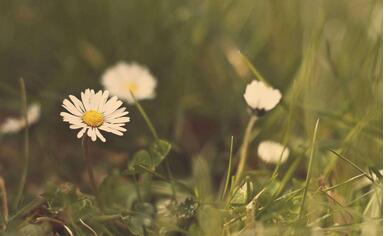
[235,116,257,184]
[130,91,158,140]
[81,137,98,195]
[0,177,8,228]
[13,78,29,210]
[129,91,177,200]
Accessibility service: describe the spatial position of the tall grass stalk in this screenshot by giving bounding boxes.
[328,149,373,181]
[221,136,234,200]
[298,118,319,220]
[13,78,30,210]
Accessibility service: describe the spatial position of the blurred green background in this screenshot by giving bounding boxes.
[0,0,382,207]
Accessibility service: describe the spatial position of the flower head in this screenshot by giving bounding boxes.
[60,89,130,142]
[243,80,281,116]
[257,140,289,164]
[101,61,157,104]
[0,103,41,134]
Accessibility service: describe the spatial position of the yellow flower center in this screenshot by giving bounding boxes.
[82,110,104,127]
[126,82,138,93]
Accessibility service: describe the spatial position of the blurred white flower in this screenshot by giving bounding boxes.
[257,140,289,164]
[0,103,41,134]
[243,80,281,116]
[101,61,157,104]
[60,89,130,142]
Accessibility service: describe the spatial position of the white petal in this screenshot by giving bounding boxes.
[260,89,282,111]
[92,128,98,141]
[258,141,289,164]
[63,99,83,116]
[26,103,41,125]
[106,123,127,132]
[104,99,123,116]
[243,80,281,111]
[91,90,103,110]
[81,89,91,111]
[62,118,83,125]
[77,127,87,138]
[87,128,97,141]
[103,96,118,113]
[97,90,109,112]
[70,123,86,130]
[69,95,85,112]
[108,116,130,124]
[105,107,128,120]
[87,127,93,138]
[95,128,106,142]
[101,62,157,102]
[60,112,82,124]
[0,119,23,133]
[105,112,129,122]
[112,123,126,127]
[99,124,124,136]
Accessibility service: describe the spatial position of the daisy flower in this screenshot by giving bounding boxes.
[257,140,289,164]
[60,89,130,142]
[101,61,157,104]
[0,103,41,134]
[243,80,281,116]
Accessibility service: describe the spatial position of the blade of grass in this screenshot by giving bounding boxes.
[298,118,320,220]
[328,149,373,181]
[322,173,366,192]
[13,78,30,210]
[221,136,234,200]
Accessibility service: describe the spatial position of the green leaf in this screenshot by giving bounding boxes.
[98,172,136,210]
[127,140,171,174]
[148,139,172,167]
[128,150,153,173]
[42,183,96,219]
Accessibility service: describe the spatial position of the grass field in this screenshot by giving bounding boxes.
[0,0,382,235]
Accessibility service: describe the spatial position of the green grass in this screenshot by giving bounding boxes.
[0,0,382,235]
